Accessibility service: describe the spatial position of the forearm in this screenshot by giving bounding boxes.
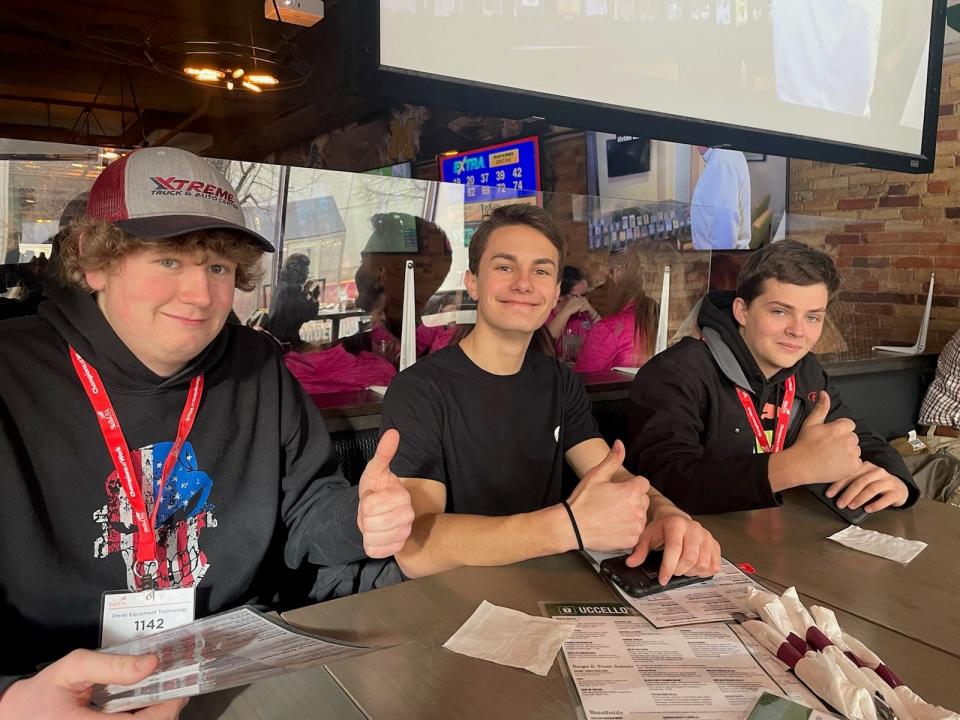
[284,484,367,568]
[546,311,572,340]
[607,467,687,521]
[768,447,817,492]
[646,487,690,521]
[396,504,575,579]
[0,675,22,701]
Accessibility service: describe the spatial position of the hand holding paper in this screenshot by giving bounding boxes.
[0,650,186,720]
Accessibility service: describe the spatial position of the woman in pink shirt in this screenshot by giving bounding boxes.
[575,249,658,372]
[545,266,600,354]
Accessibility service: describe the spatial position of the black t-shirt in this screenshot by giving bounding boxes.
[381,345,601,516]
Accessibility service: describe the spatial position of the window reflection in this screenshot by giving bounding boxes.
[0,143,734,405]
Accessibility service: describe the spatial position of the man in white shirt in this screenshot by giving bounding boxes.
[772,0,882,118]
[691,146,752,251]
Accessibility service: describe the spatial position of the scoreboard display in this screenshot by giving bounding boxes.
[439,136,540,204]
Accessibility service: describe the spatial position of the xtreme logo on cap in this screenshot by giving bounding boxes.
[149,176,239,208]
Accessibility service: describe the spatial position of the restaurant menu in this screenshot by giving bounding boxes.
[586,551,767,627]
[555,614,782,720]
[92,606,374,712]
[540,602,827,720]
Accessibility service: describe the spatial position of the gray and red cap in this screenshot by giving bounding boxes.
[85,146,274,252]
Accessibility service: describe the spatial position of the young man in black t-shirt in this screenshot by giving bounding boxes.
[381,204,720,582]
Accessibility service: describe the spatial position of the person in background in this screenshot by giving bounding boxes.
[575,248,657,372]
[0,191,89,322]
[268,253,320,346]
[545,265,600,352]
[691,146,751,250]
[0,148,413,718]
[917,329,960,486]
[627,240,917,515]
[380,203,720,582]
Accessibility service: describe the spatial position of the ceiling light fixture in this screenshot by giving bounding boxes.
[246,73,279,86]
[148,40,310,96]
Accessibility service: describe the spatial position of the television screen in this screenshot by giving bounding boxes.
[370,0,944,172]
[605,136,651,177]
[438,135,540,203]
[364,161,413,178]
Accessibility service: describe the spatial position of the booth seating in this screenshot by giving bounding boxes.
[828,359,935,443]
[323,355,938,493]
[331,428,380,485]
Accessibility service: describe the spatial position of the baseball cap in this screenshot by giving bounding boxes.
[85,147,274,252]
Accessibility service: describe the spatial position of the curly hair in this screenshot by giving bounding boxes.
[56,217,265,292]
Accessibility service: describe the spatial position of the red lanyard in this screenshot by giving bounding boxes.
[735,375,796,454]
[70,347,203,586]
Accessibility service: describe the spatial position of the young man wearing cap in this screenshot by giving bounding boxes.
[380,204,721,582]
[627,240,917,515]
[0,148,414,719]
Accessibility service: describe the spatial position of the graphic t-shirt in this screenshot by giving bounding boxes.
[381,345,601,515]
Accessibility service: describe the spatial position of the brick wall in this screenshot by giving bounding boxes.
[789,59,960,353]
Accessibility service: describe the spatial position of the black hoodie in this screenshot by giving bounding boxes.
[0,284,397,689]
[626,291,917,514]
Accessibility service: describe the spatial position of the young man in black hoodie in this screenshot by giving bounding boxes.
[0,148,414,719]
[627,240,917,516]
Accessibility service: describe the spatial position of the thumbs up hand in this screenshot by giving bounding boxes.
[771,391,862,489]
[566,440,650,551]
[804,390,831,426]
[357,429,415,558]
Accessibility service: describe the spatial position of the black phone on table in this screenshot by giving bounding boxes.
[599,550,713,598]
[807,483,869,525]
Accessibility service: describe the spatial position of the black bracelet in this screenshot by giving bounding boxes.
[561,499,584,552]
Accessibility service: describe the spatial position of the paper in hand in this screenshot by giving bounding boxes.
[92,606,374,712]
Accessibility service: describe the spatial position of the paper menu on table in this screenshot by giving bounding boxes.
[92,606,376,713]
[585,551,765,627]
[555,616,782,720]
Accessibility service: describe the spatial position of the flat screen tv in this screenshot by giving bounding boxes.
[351,0,947,173]
[438,135,541,203]
[605,135,651,177]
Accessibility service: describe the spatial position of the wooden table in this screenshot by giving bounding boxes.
[185,497,960,718]
[275,554,956,719]
[698,490,960,660]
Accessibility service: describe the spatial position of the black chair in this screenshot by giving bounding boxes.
[331,428,381,485]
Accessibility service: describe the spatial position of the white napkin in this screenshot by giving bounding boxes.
[810,606,883,667]
[442,600,575,676]
[612,367,640,376]
[827,526,927,564]
[795,651,878,720]
[780,587,817,636]
[366,385,388,396]
[895,685,960,720]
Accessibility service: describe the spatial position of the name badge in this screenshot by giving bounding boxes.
[100,587,196,648]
